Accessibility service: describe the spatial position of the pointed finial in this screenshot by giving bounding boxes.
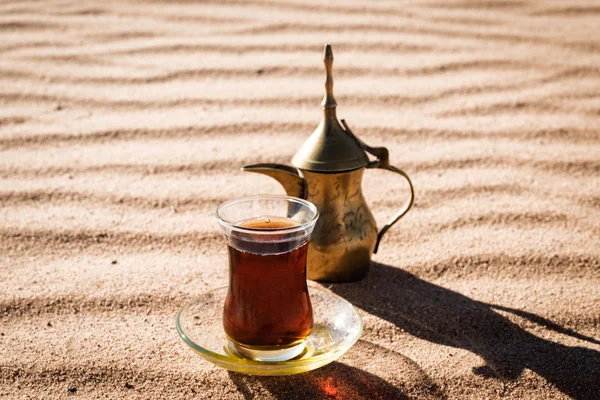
[322,44,337,109]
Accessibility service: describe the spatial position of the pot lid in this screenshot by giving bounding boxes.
[291,45,368,172]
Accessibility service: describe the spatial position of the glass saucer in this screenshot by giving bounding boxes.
[176,284,363,376]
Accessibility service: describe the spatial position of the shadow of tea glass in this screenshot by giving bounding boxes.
[216,195,319,362]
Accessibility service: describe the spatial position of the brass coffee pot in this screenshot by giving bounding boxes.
[243,44,414,282]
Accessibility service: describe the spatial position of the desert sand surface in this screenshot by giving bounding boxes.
[1,0,599,399]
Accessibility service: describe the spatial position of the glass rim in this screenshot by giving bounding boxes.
[215,195,319,235]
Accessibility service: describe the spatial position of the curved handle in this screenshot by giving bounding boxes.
[370,164,414,253]
[341,120,415,254]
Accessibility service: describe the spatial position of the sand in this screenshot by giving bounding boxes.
[1,0,599,398]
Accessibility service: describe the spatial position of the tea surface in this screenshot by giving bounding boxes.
[238,216,299,230]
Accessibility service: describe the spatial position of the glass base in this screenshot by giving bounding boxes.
[227,338,307,362]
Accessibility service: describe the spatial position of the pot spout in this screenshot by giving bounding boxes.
[241,163,308,199]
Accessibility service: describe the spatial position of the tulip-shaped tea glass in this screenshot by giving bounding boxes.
[216,195,319,362]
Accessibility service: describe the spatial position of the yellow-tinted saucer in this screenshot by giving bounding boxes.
[176,284,363,376]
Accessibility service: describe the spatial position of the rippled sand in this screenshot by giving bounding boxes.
[1,0,599,399]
